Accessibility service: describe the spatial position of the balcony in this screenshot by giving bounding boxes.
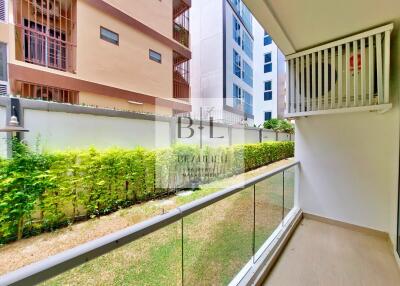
[173,51,190,101]
[263,217,400,286]
[173,10,190,48]
[14,0,77,73]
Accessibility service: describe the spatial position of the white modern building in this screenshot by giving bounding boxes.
[190,0,255,125]
[253,21,286,126]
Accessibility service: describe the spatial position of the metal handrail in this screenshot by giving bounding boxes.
[0,161,299,286]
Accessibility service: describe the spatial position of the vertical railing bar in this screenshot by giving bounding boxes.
[376,33,383,104]
[353,40,359,106]
[323,49,328,109]
[306,54,310,112]
[384,30,391,104]
[317,51,322,110]
[181,217,184,286]
[368,36,374,105]
[253,184,256,261]
[285,61,290,115]
[360,38,366,106]
[345,42,351,107]
[300,56,305,112]
[338,45,343,108]
[289,59,295,113]
[282,170,285,223]
[311,52,316,111]
[330,47,336,109]
[295,57,300,113]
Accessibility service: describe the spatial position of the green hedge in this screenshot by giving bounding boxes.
[0,140,294,244]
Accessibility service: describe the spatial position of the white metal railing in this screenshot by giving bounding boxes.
[285,24,393,117]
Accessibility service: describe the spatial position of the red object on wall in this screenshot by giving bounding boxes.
[350,53,362,71]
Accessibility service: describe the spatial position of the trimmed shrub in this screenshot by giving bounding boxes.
[0,141,294,244]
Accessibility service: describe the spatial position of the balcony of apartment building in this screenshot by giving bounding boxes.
[1,1,400,286]
[13,0,76,73]
[173,0,190,101]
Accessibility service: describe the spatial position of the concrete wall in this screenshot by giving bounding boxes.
[76,0,174,100]
[8,98,291,153]
[23,109,171,151]
[104,0,173,39]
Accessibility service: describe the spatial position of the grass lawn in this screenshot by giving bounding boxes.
[0,158,295,286]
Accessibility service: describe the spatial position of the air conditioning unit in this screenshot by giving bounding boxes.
[32,0,61,19]
[300,40,380,111]
[286,24,392,116]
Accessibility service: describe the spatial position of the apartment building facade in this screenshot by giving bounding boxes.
[253,20,286,126]
[0,0,192,116]
[190,0,254,125]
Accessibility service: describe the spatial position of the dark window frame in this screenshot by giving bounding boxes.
[149,49,162,63]
[264,111,272,121]
[100,26,119,46]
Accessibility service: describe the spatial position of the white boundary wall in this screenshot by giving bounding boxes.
[14,100,292,152]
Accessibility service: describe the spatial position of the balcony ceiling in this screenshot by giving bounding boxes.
[244,0,400,55]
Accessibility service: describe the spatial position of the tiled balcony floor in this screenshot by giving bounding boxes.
[263,218,400,286]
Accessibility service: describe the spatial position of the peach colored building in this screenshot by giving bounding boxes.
[0,0,191,116]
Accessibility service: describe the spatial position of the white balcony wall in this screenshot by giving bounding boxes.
[296,19,400,248]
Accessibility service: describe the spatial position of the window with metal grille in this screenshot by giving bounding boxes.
[0,0,6,22]
[15,0,76,73]
[0,42,7,82]
[18,82,79,104]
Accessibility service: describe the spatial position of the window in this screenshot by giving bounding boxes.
[243,90,253,115]
[232,16,241,45]
[231,0,240,11]
[264,52,272,73]
[0,42,7,82]
[233,49,241,78]
[23,19,67,71]
[242,31,253,60]
[242,60,253,87]
[264,112,272,121]
[264,81,272,101]
[0,0,7,22]
[100,27,119,45]
[264,32,272,46]
[241,4,253,33]
[149,50,162,63]
[233,84,242,108]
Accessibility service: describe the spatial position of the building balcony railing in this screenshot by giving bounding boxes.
[173,9,190,48]
[173,59,190,100]
[16,81,79,104]
[0,162,300,286]
[14,0,77,73]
